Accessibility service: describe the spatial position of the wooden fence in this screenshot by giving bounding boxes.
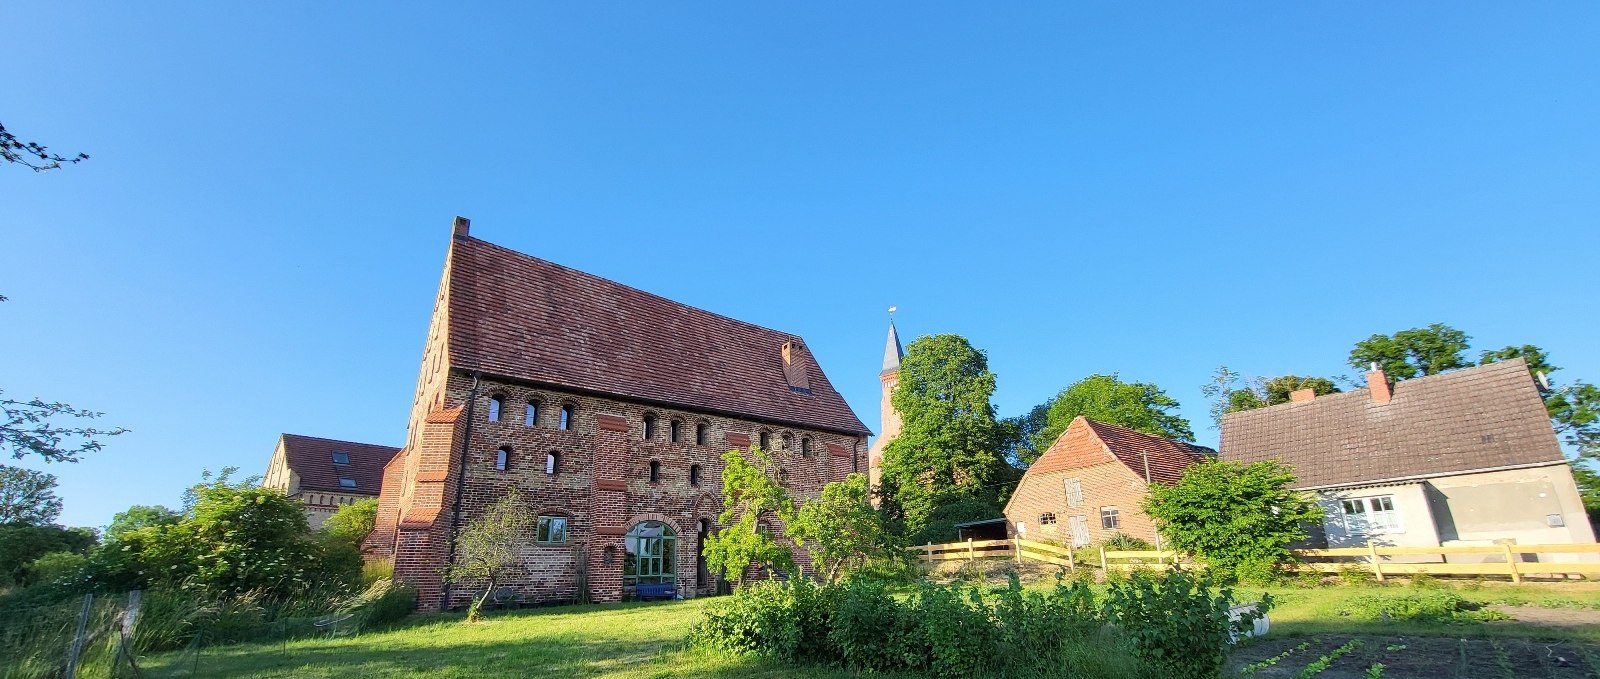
[913,538,1600,582]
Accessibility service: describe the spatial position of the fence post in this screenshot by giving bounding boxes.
[1068,545,1076,573]
[967,538,975,561]
[64,592,93,679]
[1012,536,1021,565]
[1099,545,1108,574]
[1367,540,1385,583]
[1502,543,1522,584]
[925,542,932,567]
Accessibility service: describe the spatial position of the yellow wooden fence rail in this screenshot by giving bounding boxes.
[911,538,1600,582]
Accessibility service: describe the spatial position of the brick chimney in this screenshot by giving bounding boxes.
[452,216,471,238]
[1289,388,1316,403]
[1366,362,1392,405]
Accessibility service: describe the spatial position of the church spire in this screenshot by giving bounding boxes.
[881,310,904,375]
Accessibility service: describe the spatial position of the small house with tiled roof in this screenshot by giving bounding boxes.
[1220,360,1595,557]
[1003,416,1213,547]
[369,217,871,610]
[261,434,400,529]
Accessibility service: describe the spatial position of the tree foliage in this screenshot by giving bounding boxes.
[1144,460,1322,583]
[1,121,88,172]
[877,334,1008,541]
[104,504,180,542]
[786,473,904,583]
[704,446,797,585]
[1200,367,1341,425]
[445,489,533,621]
[0,464,63,526]
[1026,374,1194,455]
[0,523,96,586]
[1,389,128,463]
[1348,323,1472,380]
[323,497,379,547]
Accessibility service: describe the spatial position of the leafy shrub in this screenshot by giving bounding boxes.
[1144,460,1322,583]
[992,572,1102,675]
[21,551,86,587]
[1103,568,1269,679]
[913,582,997,679]
[688,578,833,663]
[828,578,924,672]
[1337,591,1507,624]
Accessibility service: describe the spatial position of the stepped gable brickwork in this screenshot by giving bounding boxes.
[370,219,868,611]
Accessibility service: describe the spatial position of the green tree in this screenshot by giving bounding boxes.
[0,464,63,525]
[323,498,379,547]
[1348,323,1472,380]
[703,446,797,586]
[1570,463,1600,527]
[445,489,533,621]
[1144,460,1322,582]
[0,524,95,585]
[1200,368,1342,425]
[104,504,180,542]
[1,389,127,463]
[1027,374,1194,454]
[878,335,1009,541]
[1477,344,1600,454]
[786,473,904,583]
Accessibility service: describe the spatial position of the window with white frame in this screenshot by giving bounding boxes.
[1100,507,1120,530]
[1064,478,1084,507]
[1340,495,1399,533]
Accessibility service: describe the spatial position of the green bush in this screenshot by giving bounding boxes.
[828,578,924,672]
[1144,460,1322,583]
[914,583,997,679]
[21,551,86,587]
[687,578,833,663]
[1103,568,1269,679]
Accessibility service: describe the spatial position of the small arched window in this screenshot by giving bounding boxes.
[487,395,505,422]
[546,451,560,476]
[525,401,539,427]
[670,420,683,443]
[495,446,511,471]
[643,414,657,440]
[695,423,708,446]
[759,431,771,450]
[689,464,701,486]
[801,437,813,457]
[560,404,575,431]
[649,460,661,482]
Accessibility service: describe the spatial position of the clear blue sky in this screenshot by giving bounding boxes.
[6,3,1598,528]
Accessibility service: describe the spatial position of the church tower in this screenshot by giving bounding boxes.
[867,317,904,504]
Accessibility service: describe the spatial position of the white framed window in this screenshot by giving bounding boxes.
[1340,495,1400,533]
[1068,515,1091,547]
[1100,507,1120,530]
[1064,478,1084,508]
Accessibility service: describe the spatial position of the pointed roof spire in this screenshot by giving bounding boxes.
[881,307,904,374]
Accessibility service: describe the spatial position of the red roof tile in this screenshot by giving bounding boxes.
[1028,416,1212,485]
[279,433,400,495]
[1219,359,1563,489]
[444,236,870,436]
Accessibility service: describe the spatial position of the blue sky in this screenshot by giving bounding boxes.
[5,3,1598,528]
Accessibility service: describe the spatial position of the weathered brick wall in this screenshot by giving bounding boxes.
[1004,423,1162,546]
[385,370,866,611]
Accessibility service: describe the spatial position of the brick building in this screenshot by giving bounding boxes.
[368,218,871,610]
[261,434,399,529]
[1003,416,1211,547]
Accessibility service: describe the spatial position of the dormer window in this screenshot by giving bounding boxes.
[331,451,350,465]
[339,477,356,489]
[643,414,657,440]
[488,395,505,422]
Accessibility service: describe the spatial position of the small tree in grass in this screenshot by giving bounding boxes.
[446,489,533,621]
[1144,460,1321,583]
[703,446,796,586]
[786,473,906,583]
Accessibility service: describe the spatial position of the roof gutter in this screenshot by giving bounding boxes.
[1293,459,1571,492]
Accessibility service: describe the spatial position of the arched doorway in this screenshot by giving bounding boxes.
[696,519,711,590]
[624,520,677,597]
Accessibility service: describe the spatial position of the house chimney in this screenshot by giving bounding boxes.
[1366,362,1392,405]
[1289,388,1316,403]
[452,216,471,238]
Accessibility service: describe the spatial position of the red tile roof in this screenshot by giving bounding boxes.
[444,236,870,436]
[279,434,400,495]
[1028,416,1212,484]
[1219,359,1563,489]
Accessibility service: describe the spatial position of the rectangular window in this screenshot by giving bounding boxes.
[536,516,568,544]
[1341,495,1400,533]
[1064,478,1084,508]
[1038,512,1057,525]
[1100,507,1120,530]
[331,452,350,465]
[1068,515,1091,547]
[338,477,356,489]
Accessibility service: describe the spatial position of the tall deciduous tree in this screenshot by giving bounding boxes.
[1348,323,1472,380]
[104,505,180,542]
[878,334,1008,542]
[0,464,63,526]
[703,446,796,585]
[1026,374,1194,454]
[446,489,533,621]
[786,473,904,583]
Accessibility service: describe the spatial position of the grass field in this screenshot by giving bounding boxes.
[138,578,1600,678]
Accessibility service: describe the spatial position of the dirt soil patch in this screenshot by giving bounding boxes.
[1489,605,1600,628]
[1227,635,1600,678]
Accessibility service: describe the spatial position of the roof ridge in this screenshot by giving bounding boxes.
[280,433,399,449]
[1222,358,1532,421]
[457,236,806,343]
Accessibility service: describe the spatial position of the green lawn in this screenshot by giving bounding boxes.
[138,579,1600,678]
